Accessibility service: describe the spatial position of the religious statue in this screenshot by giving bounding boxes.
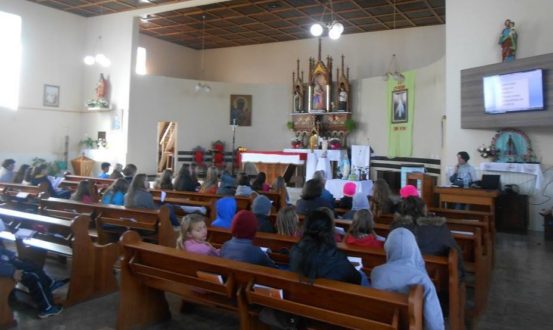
[87,73,110,109]
[96,73,107,99]
[312,74,326,111]
[338,83,348,111]
[309,128,319,152]
[499,19,517,62]
[293,84,303,113]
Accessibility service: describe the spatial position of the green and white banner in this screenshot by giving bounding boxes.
[387,71,415,158]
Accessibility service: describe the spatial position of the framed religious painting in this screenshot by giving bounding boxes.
[230,95,252,126]
[43,84,60,107]
[391,89,408,123]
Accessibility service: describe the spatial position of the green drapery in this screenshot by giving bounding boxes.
[387,71,415,158]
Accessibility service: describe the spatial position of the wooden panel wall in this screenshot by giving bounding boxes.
[461,52,553,128]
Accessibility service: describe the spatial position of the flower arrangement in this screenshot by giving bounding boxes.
[329,138,342,150]
[86,98,109,109]
[291,137,303,149]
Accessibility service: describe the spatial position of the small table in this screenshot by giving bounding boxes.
[479,162,544,191]
[240,151,306,185]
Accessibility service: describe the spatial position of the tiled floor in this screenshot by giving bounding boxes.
[9,231,553,329]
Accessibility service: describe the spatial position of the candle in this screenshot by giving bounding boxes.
[308,85,312,112]
[326,85,330,112]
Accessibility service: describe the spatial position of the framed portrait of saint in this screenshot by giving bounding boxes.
[230,95,252,126]
[391,89,408,123]
[43,84,60,107]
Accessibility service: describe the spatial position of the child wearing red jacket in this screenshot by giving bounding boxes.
[345,209,385,248]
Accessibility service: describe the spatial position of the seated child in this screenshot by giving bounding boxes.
[177,214,219,256]
[275,206,301,237]
[235,172,253,197]
[102,178,129,206]
[0,246,65,318]
[71,180,93,203]
[345,209,384,248]
[220,210,277,268]
[252,195,276,233]
[337,182,356,209]
[98,162,110,179]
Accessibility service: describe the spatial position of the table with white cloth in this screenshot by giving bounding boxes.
[282,149,348,181]
[479,162,544,191]
[325,179,373,199]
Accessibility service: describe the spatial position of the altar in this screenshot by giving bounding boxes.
[240,151,306,185]
[282,148,347,180]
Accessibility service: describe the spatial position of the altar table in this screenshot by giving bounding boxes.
[240,151,306,185]
[479,162,544,191]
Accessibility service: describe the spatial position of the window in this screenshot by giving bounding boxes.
[0,11,22,111]
[135,47,147,75]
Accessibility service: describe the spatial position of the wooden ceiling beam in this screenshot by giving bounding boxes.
[422,0,445,24]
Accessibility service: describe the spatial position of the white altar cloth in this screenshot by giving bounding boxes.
[479,162,544,190]
[283,149,347,180]
[241,151,305,165]
[325,179,373,199]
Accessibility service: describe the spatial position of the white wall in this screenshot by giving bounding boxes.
[80,14,136,168]
[445,0,553,230]
[352,58,445,158]
[128,75,289,174]
[0,0,85,166]
[139,33,200,79]
[200,25,444,84]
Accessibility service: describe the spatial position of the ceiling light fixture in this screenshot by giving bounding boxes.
[83,5,111,67]
[384,0,404,82]
[310,0,344,40]
[195,15,211,93]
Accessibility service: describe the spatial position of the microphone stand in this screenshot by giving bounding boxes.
[231,119,237,175]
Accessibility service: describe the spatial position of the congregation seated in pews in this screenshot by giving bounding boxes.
[0,156,494,328]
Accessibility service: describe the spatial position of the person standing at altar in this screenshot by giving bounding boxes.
[449,151,477,187]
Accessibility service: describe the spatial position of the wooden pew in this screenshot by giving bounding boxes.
[118,230,424,330]
[0,208,118,307]
[38,197,176,247]
[0,182,49,210]
[57,180,100,203]
[150,190,252,223]
[206,227,464,330]
[336,218,489,319]
[0,278,15,328]
[258,189,287,212]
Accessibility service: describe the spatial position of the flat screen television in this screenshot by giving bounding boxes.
[483,69,544,114]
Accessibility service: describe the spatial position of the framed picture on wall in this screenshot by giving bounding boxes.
[391,89,408,123]
[230,94,252,126]
[43,84,60,107]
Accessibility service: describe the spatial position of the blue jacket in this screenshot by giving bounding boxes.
[211,197,237,228]
[371,228,444,330]
[102,191,125,206]
[220,238,277,268]
[0,248,16,278]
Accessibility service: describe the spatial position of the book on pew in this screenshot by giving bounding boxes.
[347,256,364,271]
[180,205,207,215]
[15,192,30,199]
[260,246,271,254]
[335,226,346,236]
[48,176,64,190]
[196,271,224,284]
[15,228,36,240]
[253,284,284,299]
[450,230,474,236]
[160,191,167,203]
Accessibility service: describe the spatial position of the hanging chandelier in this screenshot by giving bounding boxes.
[195,15,211,93]
[83,35,111,67]
[309,0,344,40]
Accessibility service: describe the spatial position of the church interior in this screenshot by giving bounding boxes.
[0,0,553,329]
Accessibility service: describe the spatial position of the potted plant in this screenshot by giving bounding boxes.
[286,121,294,130]
[344,118,357,133]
